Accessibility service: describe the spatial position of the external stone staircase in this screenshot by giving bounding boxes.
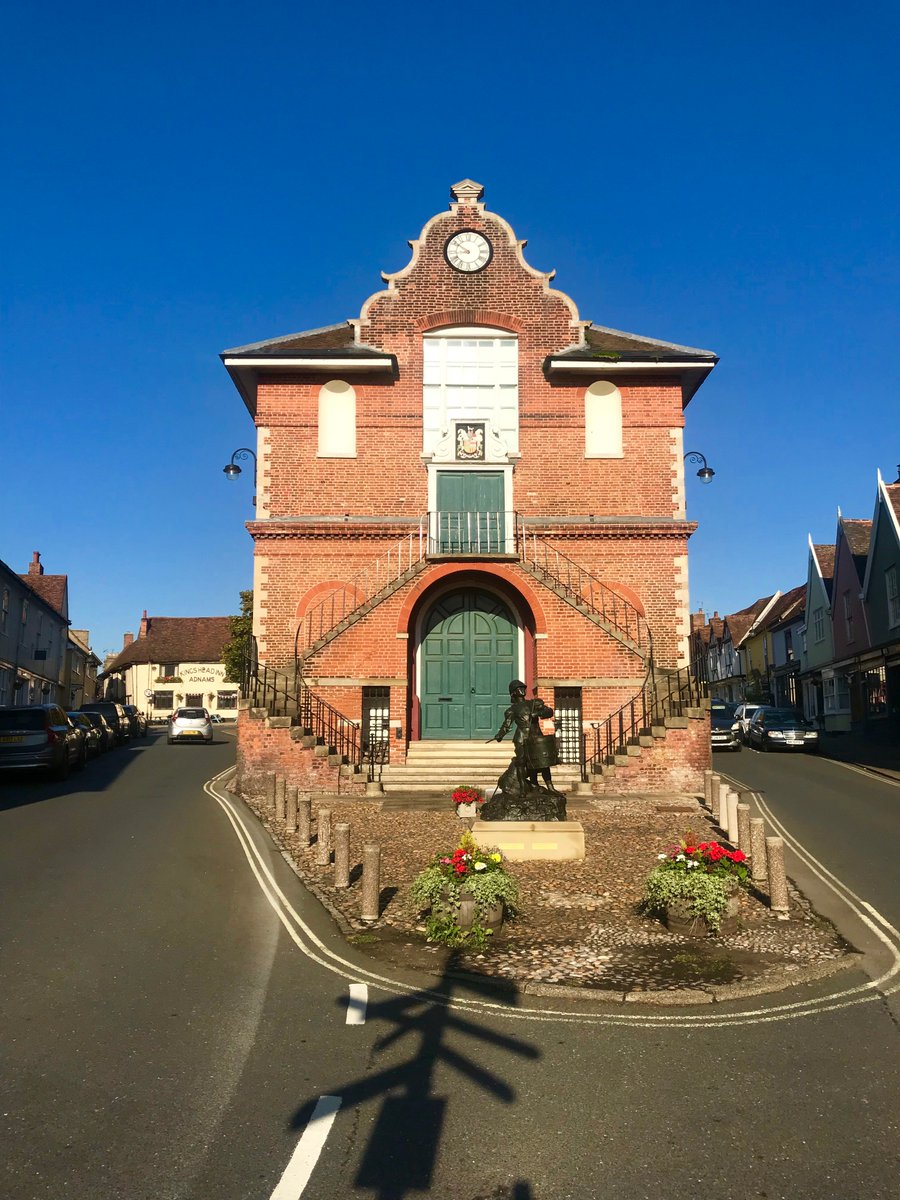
[375,739,583,798]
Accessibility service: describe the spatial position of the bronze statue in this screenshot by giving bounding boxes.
[481,679,567,821]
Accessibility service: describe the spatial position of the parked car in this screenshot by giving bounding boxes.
[67,711,102,757]
[733,702,762,743]
[122,704,148,737]
[168,707,214,744]
[747,707,820,752]
[80,700,131,744]
[210,713,226,724]
[0,704,86,779]
[82,709,116,752]
[710,699,741,752]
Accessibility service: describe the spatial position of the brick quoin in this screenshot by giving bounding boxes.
[223,181,717,794]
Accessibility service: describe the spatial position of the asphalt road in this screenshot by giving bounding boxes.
[712,744,900,967]
[2,733,898,1200]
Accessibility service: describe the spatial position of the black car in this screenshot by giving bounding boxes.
[80,701,131,744]
[747,706,819,752]
[82,709,116,752]
[122,704,148,738]
[67,711,102,757]
[0,704,86,779]
[710,699,741,752]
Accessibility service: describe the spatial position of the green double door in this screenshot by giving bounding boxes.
[420,589,517,740]
[435,471,505,553]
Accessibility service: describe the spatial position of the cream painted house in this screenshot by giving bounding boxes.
[101,612,238,719]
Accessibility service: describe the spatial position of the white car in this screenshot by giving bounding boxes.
[167,707,214,745]
[733,703,761,743]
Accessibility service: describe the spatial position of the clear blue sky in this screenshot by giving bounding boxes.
[3,1,897,659]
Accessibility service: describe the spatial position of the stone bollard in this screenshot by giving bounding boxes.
[334,822,351,888]
[275,775,286,822]
[315,808,332,866]
[766,836,790,916]
[726,789,739,843]
[703,770,713,809]
[710,774,722,823]
[285,785,298,834]
[264,775,276,812]
[297,795,312,847]
[737,802,751,851]
[360,843,381,922]
[750,818,768,885]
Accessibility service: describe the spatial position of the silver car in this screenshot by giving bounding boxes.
[167,707,214,745]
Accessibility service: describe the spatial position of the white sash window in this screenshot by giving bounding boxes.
[422,328,518,456]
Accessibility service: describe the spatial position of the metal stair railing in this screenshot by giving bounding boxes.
[517,519,652,659]
[239,654,363,776]
[583,664,708,779]
[298,521,428,653]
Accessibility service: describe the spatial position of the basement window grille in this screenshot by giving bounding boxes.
[553,687,582,764]
[362,686,390,752]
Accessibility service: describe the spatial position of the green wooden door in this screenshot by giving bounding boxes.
[420,589,517,739]
[436,471,505,553]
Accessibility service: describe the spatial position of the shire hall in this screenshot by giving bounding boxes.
[222,180,716,799]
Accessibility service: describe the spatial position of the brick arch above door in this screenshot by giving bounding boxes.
[396,564,547,637]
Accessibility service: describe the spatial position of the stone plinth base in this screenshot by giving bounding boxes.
[472,819,585,861]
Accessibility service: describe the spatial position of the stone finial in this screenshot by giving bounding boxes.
[450,178,484,205]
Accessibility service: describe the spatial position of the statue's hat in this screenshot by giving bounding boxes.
[508,679,527,694]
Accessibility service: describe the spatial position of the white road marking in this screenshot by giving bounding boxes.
[204,767,900,1027]
[269,1094,341,1199]
[346,983,368,1024]
[861,903,900,936]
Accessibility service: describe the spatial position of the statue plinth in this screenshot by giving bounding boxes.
[472,819,585,862]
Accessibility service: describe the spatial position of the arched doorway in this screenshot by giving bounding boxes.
[418,588,518,740]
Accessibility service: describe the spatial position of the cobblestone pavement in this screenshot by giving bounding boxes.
[236,788,852,997]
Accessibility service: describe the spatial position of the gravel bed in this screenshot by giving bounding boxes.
[239,790,852,993]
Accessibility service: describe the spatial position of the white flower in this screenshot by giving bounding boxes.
[474,861,487,871]
[657,853,667,860]
[675,853,687,862]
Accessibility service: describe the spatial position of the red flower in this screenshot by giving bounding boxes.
[730,850,747,862]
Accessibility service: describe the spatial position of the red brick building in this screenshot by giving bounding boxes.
[223,181,715,794]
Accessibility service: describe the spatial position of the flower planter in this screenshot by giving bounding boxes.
[664,890,741,937]
[440,885,504,932]
[455,802,478,820]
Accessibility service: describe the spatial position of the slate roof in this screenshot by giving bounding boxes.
[841,518,872,584]
[765,585,806,628]
[575,323,717,362]
[222,322,366,357]
[19,572,68,618]
[724,596,777,646]
[104,617,233,673]
[812,544,836,599]
[886,483,900,527]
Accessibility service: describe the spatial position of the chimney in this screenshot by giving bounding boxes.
[123,633,134,648]
[28,551,44,576]
[690,609,706,632]
[139,610,149,638]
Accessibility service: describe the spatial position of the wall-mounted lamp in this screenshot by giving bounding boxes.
[222,448,257,505]
[684,450,715,484]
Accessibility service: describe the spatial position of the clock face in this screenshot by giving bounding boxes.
[445,229,492,273]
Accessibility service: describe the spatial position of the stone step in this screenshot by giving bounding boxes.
[379,792,593,811]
